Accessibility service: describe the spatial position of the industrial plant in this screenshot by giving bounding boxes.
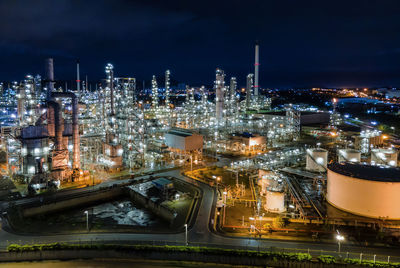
[0,42,400,263]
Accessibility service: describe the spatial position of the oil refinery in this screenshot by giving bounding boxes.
[0,42,399,264]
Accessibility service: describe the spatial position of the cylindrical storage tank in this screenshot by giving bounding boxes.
[259,177,272,195]
[327,162,400,219]
[306,148,328,172]
[257,169,269,186]
[264,189,285,213]
[338,149,361,163]
[371,148,398,167]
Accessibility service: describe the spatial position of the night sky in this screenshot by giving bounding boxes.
[1,0,400,88]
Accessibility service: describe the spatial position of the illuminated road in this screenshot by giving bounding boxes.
[0,169,399,261]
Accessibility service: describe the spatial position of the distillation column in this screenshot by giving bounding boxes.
[229,77,237,113]
[165,70,170,108]
[215,68,225,124]
[246,73,254,110]
[152,75,158,109]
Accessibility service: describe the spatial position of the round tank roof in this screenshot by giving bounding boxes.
[339,149,360,153]
[371,148,397,154]
[328,162,400,182]
[309,148,327,152]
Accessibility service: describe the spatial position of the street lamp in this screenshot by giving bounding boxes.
[216,176,221,195]
[84,210,89,232]
[184,223,188,245]
[223,191,227,226]
[336,231,345,253]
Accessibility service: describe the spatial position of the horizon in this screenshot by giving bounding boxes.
[1,0,400,88]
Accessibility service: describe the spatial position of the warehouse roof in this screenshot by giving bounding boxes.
[166,130,192,137]
[328,162,400,182]
[152,178,173,189]
[232,132,255,138]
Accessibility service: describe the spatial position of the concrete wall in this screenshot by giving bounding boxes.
[327,169,400,219]
[22,188,123,217]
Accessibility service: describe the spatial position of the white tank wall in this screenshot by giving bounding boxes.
[338,149,361,163]
[264,190,285,212]
[371,149,398,167]
[306,149,328,172]
[327,169,400,219]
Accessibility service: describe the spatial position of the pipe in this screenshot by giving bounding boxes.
[51,92,80,170]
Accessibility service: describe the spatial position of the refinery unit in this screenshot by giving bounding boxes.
[0,44,295,189]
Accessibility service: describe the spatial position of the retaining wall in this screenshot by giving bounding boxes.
[22,188,124,217]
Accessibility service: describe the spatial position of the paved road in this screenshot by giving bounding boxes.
[0,169,399,261]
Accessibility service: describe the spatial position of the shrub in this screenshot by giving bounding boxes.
[317,255,336,264]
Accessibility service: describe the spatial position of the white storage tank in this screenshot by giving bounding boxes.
[259,177,272,195]
[264,189,285,213]
[338,149,361,163]
[371,148,398,167]
[327,162,400,219]
[306,148,328,172]
[257,169,269,185]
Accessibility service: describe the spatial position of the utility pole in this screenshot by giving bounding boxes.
[184,224,188,245]
[84,210,89,231]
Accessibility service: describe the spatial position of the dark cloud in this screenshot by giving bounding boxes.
[1,0,400,87]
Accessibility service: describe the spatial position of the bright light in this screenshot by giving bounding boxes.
[336,234,345,241]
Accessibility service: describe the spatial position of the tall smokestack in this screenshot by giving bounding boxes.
[76,59,80,94]
[45,58,54,100]
[254,41,259,98]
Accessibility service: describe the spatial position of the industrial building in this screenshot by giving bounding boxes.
[164,128,203,160]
